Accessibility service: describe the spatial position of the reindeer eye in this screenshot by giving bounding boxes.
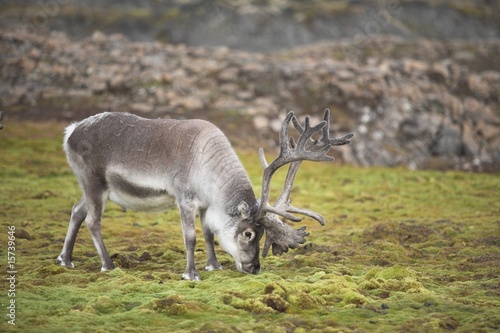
[244,231,253,239]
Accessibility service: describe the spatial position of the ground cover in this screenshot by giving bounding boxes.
[0,121,498,332]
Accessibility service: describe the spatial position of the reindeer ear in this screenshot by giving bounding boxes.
[236,201,251,219]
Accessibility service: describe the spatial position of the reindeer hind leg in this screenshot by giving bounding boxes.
[84,184,115,272]
[57,196,87,268]
[178,197,200,281]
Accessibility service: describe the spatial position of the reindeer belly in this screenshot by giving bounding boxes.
[107,172,176,212]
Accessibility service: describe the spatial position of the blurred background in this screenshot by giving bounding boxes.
[1,0,499,170]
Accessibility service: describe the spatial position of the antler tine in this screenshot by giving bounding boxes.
[258,147,268,169]
[320,109,354,146]
[287,206,325,225]
[295,117,329,151]
[278,111,294,158]
[274,161,300,208]
[291,115,303,134]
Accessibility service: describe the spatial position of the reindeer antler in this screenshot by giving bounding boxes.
[257,109,354,257]
[0,111,4,130]
[293,109,354,148]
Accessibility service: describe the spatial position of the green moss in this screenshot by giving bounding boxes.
[0,121,499,332]
[148,295,190,315]
[361,266,427,294]
[87,296,123,314]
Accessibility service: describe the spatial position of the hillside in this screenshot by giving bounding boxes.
[1,0,499,52]
[1,0,499,170]
[1,30,499,170]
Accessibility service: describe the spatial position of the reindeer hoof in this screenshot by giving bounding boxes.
[205,264,223,271]
[181,271,201,281]
[205,261,223,271]
[100,263,116,272]
[56,255,75,268]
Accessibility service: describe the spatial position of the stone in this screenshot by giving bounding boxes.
[91,30,107,43]
[89,82,106,94]
[431,123,462,156]
[107,74,130,92]
[130,103,154,114]
[467,74,490,100]
[462,123,480,157]
[218,68,239,82]
[253,116,269,131]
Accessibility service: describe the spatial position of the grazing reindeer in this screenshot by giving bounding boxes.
[58,109,353,280]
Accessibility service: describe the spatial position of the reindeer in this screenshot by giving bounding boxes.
[57,109,353,280]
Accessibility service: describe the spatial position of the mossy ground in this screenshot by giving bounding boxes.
[0,121,499,332]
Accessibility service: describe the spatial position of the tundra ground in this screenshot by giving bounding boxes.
[0,121,498,332]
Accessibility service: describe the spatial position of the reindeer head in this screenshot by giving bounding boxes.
[199,109,352,276]
[254,109,353,259]
[219,201,264,274]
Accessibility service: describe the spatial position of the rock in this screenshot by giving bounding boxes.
[183,96,205,110]
[41,87,64,99]
[218,68,239,82]
[336,69,355,81]
[428,61,450,83]
[462,123,480,157]
[89,82,107,94]
[107,74,131,93]
[430,122,462,156]
[130,103,154,114]
[236,90,254,101]
[219,83,239,94]
[91,30,107,43]
[253,116,269,131]
[401,59,428,74]
[467,74,490,99]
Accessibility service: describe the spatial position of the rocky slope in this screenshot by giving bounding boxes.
[1,29,499,171]
[1,0,499,52]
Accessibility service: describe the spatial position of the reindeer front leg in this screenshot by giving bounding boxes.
[200,209,223,271]
[178,197,201,281]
